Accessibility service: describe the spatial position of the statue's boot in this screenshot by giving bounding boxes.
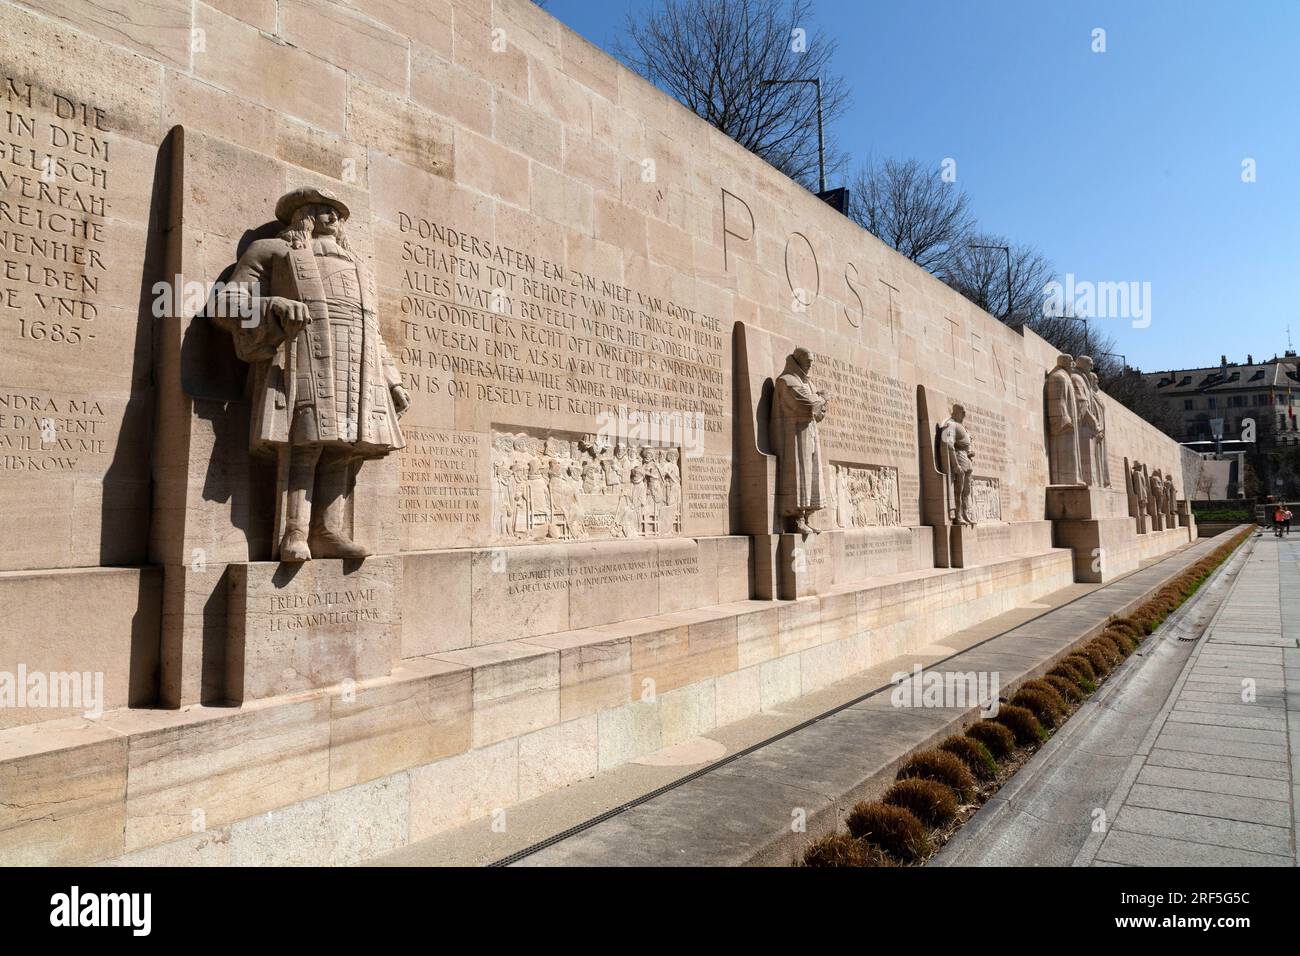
[309,455,369,559]
[280,449,315,562]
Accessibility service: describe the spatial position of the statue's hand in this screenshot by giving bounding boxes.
[391,384,411,417]
[266,296,311,335]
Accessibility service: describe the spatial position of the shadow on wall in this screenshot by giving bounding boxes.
[126,568,162,707]
[100,128,170,566]
[181,221,283,562]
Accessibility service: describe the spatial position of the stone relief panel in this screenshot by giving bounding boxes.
[384,209,731,549]
[830,462,902,529]
[491,427,683,542]
[971,477,1003,522]
[813,354,919,526]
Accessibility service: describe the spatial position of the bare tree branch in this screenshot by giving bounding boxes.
[846,158,975,273]
[616,0,850,189]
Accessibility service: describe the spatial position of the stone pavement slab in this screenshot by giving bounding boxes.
[1094,829,1290,867]
[1088,534,1299,867]
[936,528,1296,868]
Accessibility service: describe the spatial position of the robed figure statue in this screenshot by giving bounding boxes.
[216,186,410,561]
[771,347,830,535]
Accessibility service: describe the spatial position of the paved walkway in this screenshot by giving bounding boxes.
[1086,532,1298,866]
[940,530,1298,868]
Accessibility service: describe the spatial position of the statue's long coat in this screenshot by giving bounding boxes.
[216,238,404,459]
[1045,366,1082,485]
[771,358,825,518]
[1069,369,1099,485]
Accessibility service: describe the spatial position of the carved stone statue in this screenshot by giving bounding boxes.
[1069,357,1100,486]
[1163,472,1177,519]
[1077,356,1110,487]
[771,347,829,534]
[217,186,410,561]
[1130,460,1148,530]
[939,404,976,527]
[1148,467,1164,525]
[1045,355,1083,486]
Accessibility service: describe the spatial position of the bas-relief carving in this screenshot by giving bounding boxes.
[1044,353,1108,489]
[938,404,976,527]
[491,429,682,542]
[970,476,1002,523]
[771,347,829,535]
[830,463,901,529]
[215,187,410,562]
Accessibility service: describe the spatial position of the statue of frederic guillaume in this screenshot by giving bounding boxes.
[217,187,410,561]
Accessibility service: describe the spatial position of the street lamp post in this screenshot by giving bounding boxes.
[1096,350,1126,374]
[969,242,1011,320]
[1058,314,1091,356]
[760,77,825,195]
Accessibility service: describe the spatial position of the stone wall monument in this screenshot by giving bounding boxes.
[0,0,1200,867]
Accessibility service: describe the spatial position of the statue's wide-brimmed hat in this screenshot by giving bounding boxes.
[275,186,350,223]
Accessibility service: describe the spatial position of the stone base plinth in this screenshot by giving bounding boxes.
[755,527,934,599]
[1045,486,1132,521]
[400,536,750,655]
[1047,486,1192,582]
[226,557,400,703]
[946,520,1054,568]
[0,543,1076,866]
[1052,511,1192,583]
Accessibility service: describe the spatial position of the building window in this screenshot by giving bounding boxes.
[1207,397,1217,409]
[1184,399,1194,410]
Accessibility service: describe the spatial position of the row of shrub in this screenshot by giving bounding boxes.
[1189,506,1254,523]
[800,526,1254,867]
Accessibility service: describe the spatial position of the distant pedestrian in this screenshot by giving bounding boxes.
[1275,507,1285,537]
[1285,508,1293,535]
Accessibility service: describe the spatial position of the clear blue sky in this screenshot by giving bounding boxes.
[547,0,1300,373]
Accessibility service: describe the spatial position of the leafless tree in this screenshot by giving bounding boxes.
[1028,312,1124,381]
[846,158,975,274]
[616,0,849,189]
[941,234,1054,325]
[941,233,1133,383]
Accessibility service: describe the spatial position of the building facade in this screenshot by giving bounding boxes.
[1143,352,1300,449]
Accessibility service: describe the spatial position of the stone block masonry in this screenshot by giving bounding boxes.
[0,0,1196,865]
